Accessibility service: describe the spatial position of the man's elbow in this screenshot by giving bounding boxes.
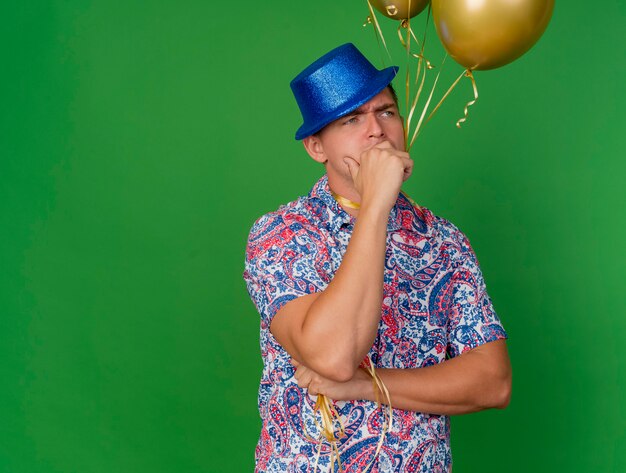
[490,370,512,409]
[323,366,356,383]
[475,362,512,410]
[483,344,512,410]
[310,355,357,383]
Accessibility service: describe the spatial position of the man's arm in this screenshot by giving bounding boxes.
[271,142,413,382]
[293,339,512,416]
[270,205,388,382]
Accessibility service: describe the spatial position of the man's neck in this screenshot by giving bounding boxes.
[327,174,360,218]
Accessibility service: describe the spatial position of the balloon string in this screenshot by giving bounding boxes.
[456,70,478,128]
[310,393,345,473]
[421,3,432,63]
[308,356,393,473]
[360,357,393,473]
[365,0,393,67]
[408,53,449,151]
[395,3,433,151]
[405,50,428,151]
[394,9,432,66]
[396,24,432,67]
[405,35,434,151]
[363,16,386,68]
[422,68,478,130]
[421,68,467,129]
[404,4,411,147]
[408,67,479,150]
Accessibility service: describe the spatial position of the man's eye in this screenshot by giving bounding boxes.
[381,111,395,117]
[344,116,358,125]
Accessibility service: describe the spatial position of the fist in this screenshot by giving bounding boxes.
[343,141,413,212]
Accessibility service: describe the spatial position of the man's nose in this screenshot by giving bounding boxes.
[366,113,385,138]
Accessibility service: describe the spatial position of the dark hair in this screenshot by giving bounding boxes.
[387,83,399,106]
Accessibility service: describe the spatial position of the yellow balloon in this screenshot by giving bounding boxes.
[370,0,430,20]
[432,0,555,70]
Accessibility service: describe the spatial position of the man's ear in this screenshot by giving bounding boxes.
[302,135,327,164]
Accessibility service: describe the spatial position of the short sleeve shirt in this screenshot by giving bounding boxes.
[243,174,508,473]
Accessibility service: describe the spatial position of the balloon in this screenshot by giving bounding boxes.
[431,0,555,70]
[370,0,430,20]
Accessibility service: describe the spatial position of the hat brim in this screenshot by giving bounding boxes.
[295,65,399,140]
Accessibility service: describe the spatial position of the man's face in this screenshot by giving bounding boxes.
[304,87,405,187]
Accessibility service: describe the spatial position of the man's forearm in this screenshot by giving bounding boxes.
[308,340,512,415]
[298,204,390,380]
[377,347,511,415]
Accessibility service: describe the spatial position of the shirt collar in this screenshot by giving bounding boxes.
[307,174,353,234]
[306,174,434,238]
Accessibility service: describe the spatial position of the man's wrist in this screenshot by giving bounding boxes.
[355,367,377,402]
[356,201,393,226]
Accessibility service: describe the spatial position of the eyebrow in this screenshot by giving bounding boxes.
[345,102,396,117]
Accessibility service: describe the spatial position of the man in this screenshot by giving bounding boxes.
[243,43,511,472]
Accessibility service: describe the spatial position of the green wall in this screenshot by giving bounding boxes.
[1,1,624,472]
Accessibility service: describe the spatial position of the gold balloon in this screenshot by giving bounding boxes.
[432,0,555,70]
[370,0,430,20]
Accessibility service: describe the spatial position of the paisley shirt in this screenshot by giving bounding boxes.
[243,174,508,473]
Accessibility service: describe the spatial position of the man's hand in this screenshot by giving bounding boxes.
[291,359,371,400]
[343,140,414,213]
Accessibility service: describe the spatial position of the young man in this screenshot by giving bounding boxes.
[243,43,511,472]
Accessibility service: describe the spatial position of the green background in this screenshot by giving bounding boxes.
[2,1,624,472]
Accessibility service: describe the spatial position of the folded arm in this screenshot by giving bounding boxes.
[271,204,389,382]
[293,338,512,416]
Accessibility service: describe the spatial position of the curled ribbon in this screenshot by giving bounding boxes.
[409,66,480,147]
[456,70,478,128]
[397,19,432,70]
